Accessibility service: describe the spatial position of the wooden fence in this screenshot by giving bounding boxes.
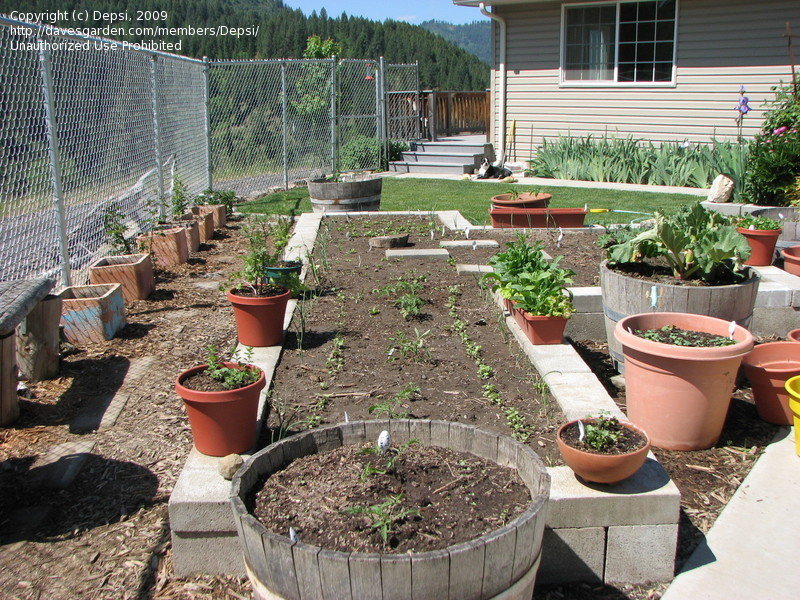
[420,91,490,139]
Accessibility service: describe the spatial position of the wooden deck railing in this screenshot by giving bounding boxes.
[420,91,489,140]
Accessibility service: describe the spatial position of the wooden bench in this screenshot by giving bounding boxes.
[0,278,58,425]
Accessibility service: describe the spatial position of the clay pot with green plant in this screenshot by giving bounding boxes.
[736,214,782,266]
[741,341,800,425]
[615,312,754,451]
[557,414,650,484]
[175,346,266,456]
[484,236,574,345]
[228,217,294,348]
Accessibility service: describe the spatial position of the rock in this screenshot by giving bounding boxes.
[707,174,735,203]
[369,234,409,249]
[610,374,626,390]
[218,454,244,480]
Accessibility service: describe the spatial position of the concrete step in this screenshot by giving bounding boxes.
[401,151,483,165]
[410,141,490,155]
[389,161,474,175]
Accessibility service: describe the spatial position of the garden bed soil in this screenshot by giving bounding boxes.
[251,443,529,553]
[608,261,748,287]
[634,326,736,347]
[570,338,780,568]
[560,420,648,455]
[230,284,287,298]
[265,216,565,467]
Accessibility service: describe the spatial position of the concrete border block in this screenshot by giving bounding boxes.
[571,287,602,313]
[457,264,494,274]
[605,523,678,584]
[171,530,245,577]
[385,248,450,259]
[537,527,605,585]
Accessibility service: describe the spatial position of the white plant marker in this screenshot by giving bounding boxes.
[378,430,391,453]
[578,420,586,443]
[344,411,350,423]
[557,227,564,248]
[650,285,659,308]
[464,226,471,239]
[345,231,351,241]
[387,347,395,358]
[628,326,634,335]
[322,207,327,217]
[472,240,478,251]
[779,213,785,220]
[584,203,588,212]
[430,229,435,241]
[728,320,737,340]
[441,225,446,237]
[289,527,298,543]
[749,225,756,230]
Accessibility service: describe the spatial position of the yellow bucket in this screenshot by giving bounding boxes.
[784,375,800,456]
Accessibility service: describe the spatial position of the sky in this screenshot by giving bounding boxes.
[281,1,488,25]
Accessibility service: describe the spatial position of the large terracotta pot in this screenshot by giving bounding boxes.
[782,245,800,276]
[491,192,552,209]
[489,207,587,229]
[741,341,800,425]
[557,419,650,484]
[228,288,291,347]
[615,312,754,451]
[738,227,781,266]
[788,329,800,342]
[230,420,550,600]
[175,363,266,456]
[514,307,568,345]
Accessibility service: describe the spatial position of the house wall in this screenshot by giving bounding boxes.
[490,0,799,162]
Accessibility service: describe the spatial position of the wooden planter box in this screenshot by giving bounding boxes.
[489,207,588,229]
[16,293,62,382]
[190,208,215,242]
[1,332,18,425]
[60,284,126,345]
[600,261,760,371]
[309,176,383,213]
[137,227,189,267]
[89,253,155,302]
[195,204,226,229]
[231,420,550,600]
[170,216,201,252]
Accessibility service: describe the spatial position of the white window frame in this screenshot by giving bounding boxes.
[559,0,679,88]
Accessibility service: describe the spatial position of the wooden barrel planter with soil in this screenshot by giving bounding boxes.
[231,419,550,600]
[600,261,760,371]
[308,176,383,213]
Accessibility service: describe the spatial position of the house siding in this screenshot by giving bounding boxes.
[491,0,799,162]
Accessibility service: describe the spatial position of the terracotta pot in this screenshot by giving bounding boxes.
[491,192,552,209]
[741,342,800,425]
[516,307,568,345]
[738,227,781,266]
[137,227,189,267]
[489,207,587,229]
[228,288,291,347]
[175,363,266,456]
[788,329,800,343]
[615,312,754,451]
[557,419,650,484]
[89,253,154,302]
[781,245,800,276]
[784,376,800,456]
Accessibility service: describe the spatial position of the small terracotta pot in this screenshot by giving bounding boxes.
[615,312,754,451]
[516,307,568,345]
[491,192,552,209]
[788,329,800,343]
[557,419,651,484]
[781,245,800,276]
[228,288,291,347]
[741,342,800,425]
[175,363,266,456]
[738,227,781,266]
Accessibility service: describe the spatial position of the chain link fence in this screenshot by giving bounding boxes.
[0,15,420,287]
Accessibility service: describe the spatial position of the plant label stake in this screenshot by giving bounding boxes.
[577,420,586,443]
[728,320,736,340]
[472,240,478,251]
[557,228,564,248]
[464,227,471,239]
[289,527,298,542]
[430,229,435,241]
[749,225,756,230]
[780,213,785,220]
[650,285,659,308]
[441,225,446,237]
[378,430,391,453]
[628,326,634,335]
[345,231,351,241]
[344,411,350,423]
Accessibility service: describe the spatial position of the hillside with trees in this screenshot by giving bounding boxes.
[0,0,489,89]
[419,19,492,65]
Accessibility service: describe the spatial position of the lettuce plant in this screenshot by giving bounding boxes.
[737,214,782,231]
[605,203,751,283]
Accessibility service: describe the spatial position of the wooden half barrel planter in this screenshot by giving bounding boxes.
[309,176,383,213]
[231,420,550,600]
[600,261,760,371]
[89,253,155,302]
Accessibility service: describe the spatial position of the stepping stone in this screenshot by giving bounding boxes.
[192,281,222,290]
[456,264,494,274]
[385,249,450,259]
[29,440,96,489]
[369,234,409,249]
[440,240,500,248]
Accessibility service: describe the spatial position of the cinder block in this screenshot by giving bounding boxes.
[171,530,245,577]
[169,450,238,533]
[537,527,605,585]
[752,306,800,338]
[547,465,680,529]
[440,240,499,248]
[701,201,745,217]
[385,248,450,259]
[456,264,494,274]
[517,343,594,378]
[564,312,605,341]
[570,287,602,313]
[754,283,792,308]
[605,523,678,583]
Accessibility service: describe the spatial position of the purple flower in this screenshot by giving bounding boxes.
[739,84,746,94]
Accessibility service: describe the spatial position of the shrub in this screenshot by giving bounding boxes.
[338,136,409,171]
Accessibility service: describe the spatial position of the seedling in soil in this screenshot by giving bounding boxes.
[205,345,260,389]
[635,325,736,347]
[326,336,345,374]
[395,293,424,319]
[582,413,621,451]
[343,494,420,548]
[388,329,432,363]
[504,407,531,442]
[532,376,549,397]
[368,306,380,316]
[369,384,420,419]
[476,362,495,380]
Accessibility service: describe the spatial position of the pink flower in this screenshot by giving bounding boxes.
[773,126,789,135]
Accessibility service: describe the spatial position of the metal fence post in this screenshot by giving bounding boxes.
[379,57,388,168]
[202,56,212,191]
[330,57,337,175]
[415,61,422,140]
[281,60,289,190]
[38,45,71,287]
[150,54,165,218]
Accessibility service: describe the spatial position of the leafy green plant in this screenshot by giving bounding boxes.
[195,189,238,214]
[387,329,432,363]
[171,179,190,217]
[737,215,782,231]
[582,414,621,452]
[326,336,345,374]
[343,494,420,547]
[395,293,424,319]
[103,207,132,254]
[231,217,295,294]
[204,345,260,390]
[369,384,419,419]
[606,203,751,283]
[635,325,736,347]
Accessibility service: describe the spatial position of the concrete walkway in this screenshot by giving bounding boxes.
[661,426,800,600]
[388,171,708,197]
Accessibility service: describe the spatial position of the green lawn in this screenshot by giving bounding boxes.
[237,178,702,225]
